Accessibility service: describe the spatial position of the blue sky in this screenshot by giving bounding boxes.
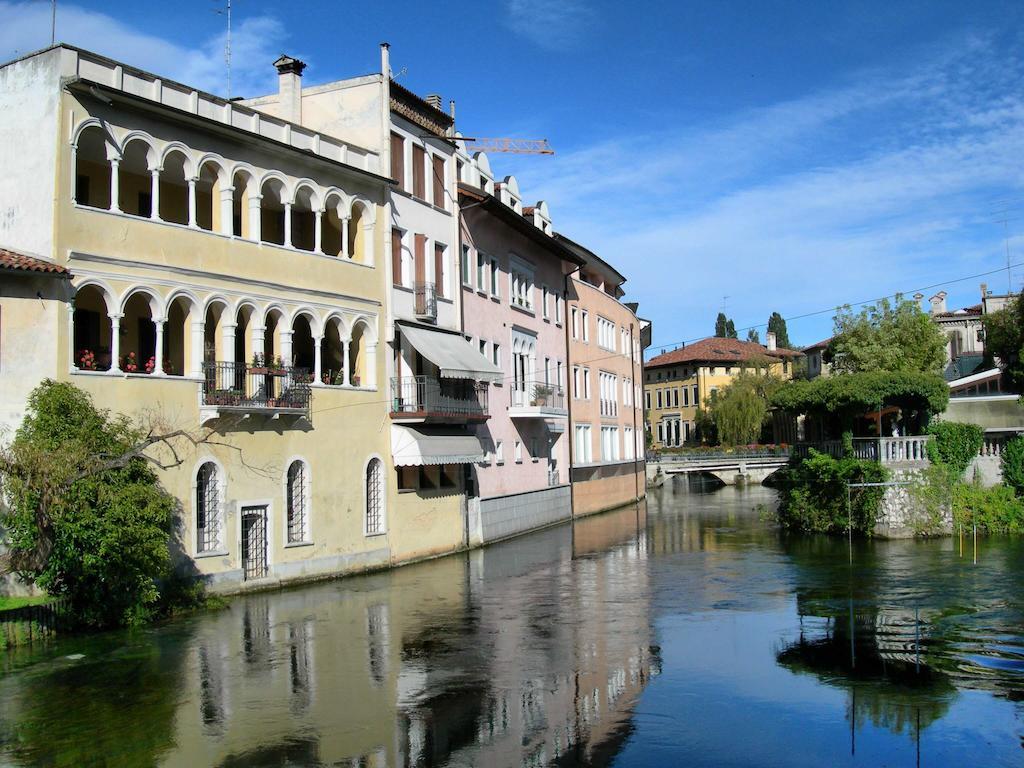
[4,0,1024,352]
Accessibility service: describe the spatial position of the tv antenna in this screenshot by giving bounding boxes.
[50,0,57,45]
[213,0,232,98]
[991,199,1019,294]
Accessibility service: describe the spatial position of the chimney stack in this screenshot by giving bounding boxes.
[929,291,947,315]
[274,55,306,124]
[380,42,390,78]
[766,331,777,352]
[981,282,988,300]
[425,93,442,110]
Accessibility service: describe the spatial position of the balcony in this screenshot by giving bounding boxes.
[509,385,568,419]
[414,282,437,321]
[390,375,489,423]
[201,362,312,422]
[793,436,933,466]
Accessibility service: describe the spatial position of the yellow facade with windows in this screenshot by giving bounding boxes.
[0,46,470,593]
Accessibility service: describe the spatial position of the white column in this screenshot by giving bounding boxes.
[341,216,351,258]
[222,322,237,388]
[314,209,324,254]
[219,186,235,235]
[252,324,266,364]
[280,330,293,368]
[190,320,205,378]
[343,338,352,387]
[109,313,122,371]
[283,201,293,247]
[150,169,161,220]
[109,158,121,212]
[313,335,323,383]
[249,194,262,241]
[187,178,197,228]
[153,318,165,376]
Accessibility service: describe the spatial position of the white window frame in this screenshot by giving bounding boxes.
[461,244,472,287]
[581,310,590,343]
[514,440,523,463]
[477,249,487,292]
[495,440,505,464]
[541,285,550,319]
[194,458,227,556]
[283,456,313,545]
[363,455,387,536]
[490,257,500,297]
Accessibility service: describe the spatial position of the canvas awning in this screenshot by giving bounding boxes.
[398,323,503,383]
[391,425,486,466]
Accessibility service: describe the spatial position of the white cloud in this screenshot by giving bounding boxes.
[504,0,597,50]
[0,1,290,97]
[508,33,1024,347]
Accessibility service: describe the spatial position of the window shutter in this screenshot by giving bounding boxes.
[434,243,445,297]
[392,228,403,286]
[432,155,445,208]
[412,145,426,200]
[390,133,404,189]
[414,234,427,285]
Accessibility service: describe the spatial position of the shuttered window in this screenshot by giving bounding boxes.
[434,243,445,298]
[390,133,404,190]
[432,155,446,209]
[412,144,426,200]
[392,228,403,286]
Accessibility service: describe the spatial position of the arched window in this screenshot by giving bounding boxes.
[286,460,310,543]
[196,461,222,553]
[365,458,384,535]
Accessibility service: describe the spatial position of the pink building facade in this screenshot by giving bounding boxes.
[458,180,584,525]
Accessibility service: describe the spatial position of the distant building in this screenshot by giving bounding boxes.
[801,338,832,380]
[643,334,801,449]
[927,283,1016,390]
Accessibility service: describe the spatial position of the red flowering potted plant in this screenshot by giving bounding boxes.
[144,356,156,374]
[77,349,97,371]
[121,352,138,373]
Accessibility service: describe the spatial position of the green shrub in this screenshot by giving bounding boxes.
[1,381,176,628]
[952,482,1024,533]
[926,421,984,477]
[1001,435,1024,496]
[774,451,889,535]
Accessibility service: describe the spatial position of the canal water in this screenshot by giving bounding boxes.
[1,483,1023,767]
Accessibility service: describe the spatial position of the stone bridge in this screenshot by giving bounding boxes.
[647,453,790,486]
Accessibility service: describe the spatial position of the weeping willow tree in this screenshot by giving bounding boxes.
[710,367,783,445]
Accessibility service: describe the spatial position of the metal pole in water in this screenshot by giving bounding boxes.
[973,523,977,565]
[959,522,962,558]
[847,485,852,564]
[849,595,855,670]
[915,605,920,674]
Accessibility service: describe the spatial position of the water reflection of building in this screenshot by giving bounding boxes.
[150,506,656,767]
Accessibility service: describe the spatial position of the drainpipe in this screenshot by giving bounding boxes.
[564,267,579,529]
[630,320,641,503]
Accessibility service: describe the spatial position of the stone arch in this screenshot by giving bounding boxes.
[120,286,162,373]
[118,135,158,217]
[348,198,375,265]
[259,174,288,246]
[229,165,258,238]
[321,188,347,256]
[72,121,116,208]
[320,313,346,385]
[159,146,192,225]
[72,281,114,371]
[348,316,377,388]
[195,155,230,233]
[164,289,201,377]
[290,181,319,251]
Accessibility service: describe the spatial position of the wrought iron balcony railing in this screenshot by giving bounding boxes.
[414,281,437,321]
[390,375,489,421]
[202,361,312,415]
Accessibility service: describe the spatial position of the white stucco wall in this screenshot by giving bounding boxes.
[0,48,61,259]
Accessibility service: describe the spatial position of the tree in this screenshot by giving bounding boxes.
[0,381,239,627]
[715,312,729,338]
[747,328,761,343]
[710,368,783,445]
[982,295,1024,391]
[767,312,791,349]
[829,295,946,376]
[725,319,737,339]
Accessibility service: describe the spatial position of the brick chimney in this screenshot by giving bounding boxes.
[929,291,947,315]
[766,331,777,352]
[274,55,306,124]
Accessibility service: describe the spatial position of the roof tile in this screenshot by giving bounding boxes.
[647,336,801,367]
[0,247,69,276]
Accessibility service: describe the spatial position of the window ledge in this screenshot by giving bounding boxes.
[490,295,501,303]
[364,530,387,537]
[510,303,535,317]
[195,549,230,559]
[284,540,314,549]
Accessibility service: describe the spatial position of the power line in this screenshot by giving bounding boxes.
[648,260,1024,355]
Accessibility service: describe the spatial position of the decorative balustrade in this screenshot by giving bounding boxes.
[413,281,437,321]
[548,469,561,487]
[202,361,312,415]
[794,436,933,465]
[390,375,488,421]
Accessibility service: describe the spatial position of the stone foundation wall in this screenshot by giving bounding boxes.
[873,467,951,538]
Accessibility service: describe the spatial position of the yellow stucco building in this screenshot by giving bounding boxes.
[643,335,801,449]
[0,45,476,592]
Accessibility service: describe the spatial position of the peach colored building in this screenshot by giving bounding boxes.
[557,235,649,517]
[457,179,584,538]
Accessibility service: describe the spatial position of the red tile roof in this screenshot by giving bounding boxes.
[0,247,69,276]
[802,337,833,353]
[933,303,982,319]
[647,336,802,368]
